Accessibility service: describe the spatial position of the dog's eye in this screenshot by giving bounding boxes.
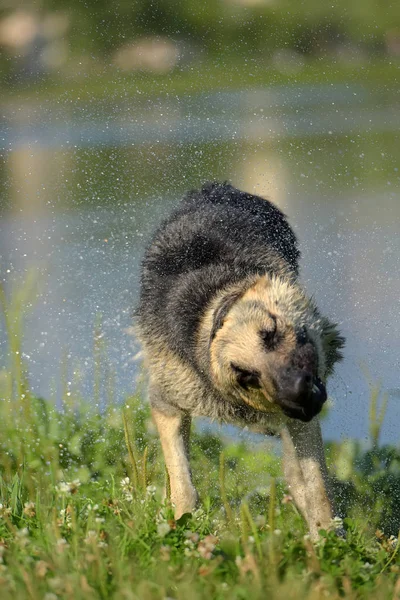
[230,363,261,390]
[260,315,277,350]
[260,328,276,350]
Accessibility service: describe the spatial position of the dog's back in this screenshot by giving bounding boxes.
[138,182,299,363]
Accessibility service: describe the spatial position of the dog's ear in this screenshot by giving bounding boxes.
[320,317,345,377]
[210,291,242,342]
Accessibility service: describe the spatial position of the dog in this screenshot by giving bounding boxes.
[137,182,344,539]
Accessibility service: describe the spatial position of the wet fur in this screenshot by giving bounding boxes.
[137,182,344,538]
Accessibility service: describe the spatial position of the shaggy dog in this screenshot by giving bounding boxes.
[137,182,344,539]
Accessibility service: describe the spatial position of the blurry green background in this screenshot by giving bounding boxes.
[1,0,400,86]
[0,1,399,442]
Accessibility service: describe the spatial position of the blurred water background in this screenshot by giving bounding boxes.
[0,0,399,442]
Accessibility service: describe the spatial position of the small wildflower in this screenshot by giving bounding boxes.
[55,480,81,495]
[43,594,58,600]
[273,529,282,536]
[23,502,36,518]
[56,482,70,494]
[146,485,157,497]
[120,477,134,501]
[157,522,171,537]
[95,517,105,524]
[389,535,398,549]
[221,582,229,590]
[0,504,12,518]
[57,507,72,529]
[121,477,130,488]
[84,530,98,545]
[15,528,29,547]
[330,516,343,531]
[254,515,266,528]
[282,494,293,504]
[185,531,200,544]
[197,534,218,560]
[106,499,120,515]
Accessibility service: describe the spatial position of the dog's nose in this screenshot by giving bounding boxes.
[293,372,312,398]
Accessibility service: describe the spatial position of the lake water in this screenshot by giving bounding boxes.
[0,83,399,443]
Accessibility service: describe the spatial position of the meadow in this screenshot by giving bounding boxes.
[1,281,400,599]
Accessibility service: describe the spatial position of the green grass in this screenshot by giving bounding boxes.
[3,57,400,105]
[1,281,400,598]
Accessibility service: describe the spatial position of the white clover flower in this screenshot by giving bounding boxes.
[273,529,282,536]
[16,527,29,538]
[120,477,134,501]
[84,530,98,545]
[330,516,344,531]
[95,517,105,524]
[15,527,29,547]
[146,485,157,497]
[197,535,218,560]
[157,522,171,537]
[389,535,398,549]
[23,502,36,518]
[56,480,81,495]
[184,531,199,543]
[0,504,12,518]
[120,477,131,490]
[254,515,266,527]
[56,482,70,494]
[58,508,72,528]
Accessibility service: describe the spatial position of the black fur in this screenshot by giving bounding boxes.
[138,182,299,366]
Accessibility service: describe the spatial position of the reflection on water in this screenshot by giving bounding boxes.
[0,85,399,442]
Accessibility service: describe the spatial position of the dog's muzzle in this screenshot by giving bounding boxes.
[276,371,327,422]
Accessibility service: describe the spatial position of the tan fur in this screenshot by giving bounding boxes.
[141,272,340,539]
[205,274,321,415]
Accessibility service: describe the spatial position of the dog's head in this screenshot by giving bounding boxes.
[209,275,344,422]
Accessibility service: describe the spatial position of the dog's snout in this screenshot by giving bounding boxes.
[276,368,326,422]
[294,371,312,397]
[282,370,312,405]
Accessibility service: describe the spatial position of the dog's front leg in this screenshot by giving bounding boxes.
[152,406,198,519]
[284,418,333,540]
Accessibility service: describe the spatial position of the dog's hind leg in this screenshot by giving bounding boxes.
[283,418,333,540]
[152,405,198,519]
